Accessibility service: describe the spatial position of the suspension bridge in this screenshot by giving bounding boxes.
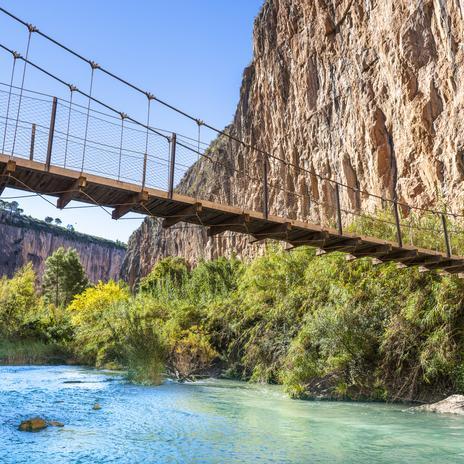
[0,7,463,275]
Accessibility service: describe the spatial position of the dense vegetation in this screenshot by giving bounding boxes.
[2,240,464,403]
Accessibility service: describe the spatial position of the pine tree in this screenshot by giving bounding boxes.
[42,247,89,307]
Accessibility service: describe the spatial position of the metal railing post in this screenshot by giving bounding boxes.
[263,154,269,219]
[441,213,452,257]
[29,123,36,161]
[393,200,403,248]
[335,182,343,235]
[168,133,177,199]
[45,97,57,170]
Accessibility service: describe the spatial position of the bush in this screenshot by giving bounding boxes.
[67,280,130,366]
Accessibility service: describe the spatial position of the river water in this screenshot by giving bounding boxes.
[1,366,464,463]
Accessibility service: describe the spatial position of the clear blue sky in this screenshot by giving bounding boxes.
[0,0,263,241]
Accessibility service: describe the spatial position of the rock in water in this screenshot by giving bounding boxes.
[18,417,47,432]
[92,403,102,410]
[412,395,464,415]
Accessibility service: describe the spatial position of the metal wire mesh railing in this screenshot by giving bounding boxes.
[0,3,463,261]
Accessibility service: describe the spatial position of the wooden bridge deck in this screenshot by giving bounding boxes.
[1,153,463,274]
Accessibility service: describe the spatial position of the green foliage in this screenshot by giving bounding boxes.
[42,247,89,307]
[0,264,40,337]
[67,280,130,366]
[4,212,464,401]
[139,257,189,294]
[122,296,167,384]
[0,338,67,365]
[60,249,464,398]
[0,264,72,361]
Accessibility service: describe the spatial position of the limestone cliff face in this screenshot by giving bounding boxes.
[0,211,125,282]
[122,0,464,284]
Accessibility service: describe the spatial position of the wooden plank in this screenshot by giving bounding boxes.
[207,213,250,237]
[351,243,393,257]
[57,176,87,209]
[162,202,203,229]
[112,191,148,220]
[442,264,464,274]
[289,231,330,247]
[252,222,292,240]
[375,249,418,263]
[425,259,461,271]
[322,236,362,252]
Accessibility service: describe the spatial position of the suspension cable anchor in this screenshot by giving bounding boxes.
[196,119,204,126]
[68,84,78,92]
[12,51,21,60]
[119,112,128,120]
[27,24,38,33]
[89,60,100,70]
[145,92,155,100]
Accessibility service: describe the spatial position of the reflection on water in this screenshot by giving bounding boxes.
[1,366,463,463]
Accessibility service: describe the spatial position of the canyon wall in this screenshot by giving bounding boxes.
[0,211,125,282]
[122,0,464,284]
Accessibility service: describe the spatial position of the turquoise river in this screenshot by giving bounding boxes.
[1,365,464,463]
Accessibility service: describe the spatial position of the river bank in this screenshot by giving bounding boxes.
[4,248,464,404]
[0,340,71,366]
[2,365,464,464]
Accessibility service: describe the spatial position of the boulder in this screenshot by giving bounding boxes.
[412,395,464,415]
[18,417,47,432]
[92,403,102,410]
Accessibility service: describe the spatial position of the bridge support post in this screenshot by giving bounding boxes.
[168,133,176,199]
[29,124,36,161]
[263,154,269,219]
[441,213,452,258]
[45,97,57,171]
[393,200,403,248]
[335,182,342,235]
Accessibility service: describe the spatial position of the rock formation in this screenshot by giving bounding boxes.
[0,211,125,282]
[122,0,464,285]
[411,394,464,415]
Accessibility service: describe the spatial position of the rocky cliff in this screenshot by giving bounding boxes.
[0,211,125,282]
[122,0,464,284]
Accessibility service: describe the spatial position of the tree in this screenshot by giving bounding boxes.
[8,201,19,213]
[54,218,62,226]
[42,247,89,307]
[44,216,53,224]
[140,257,189,294]
[0,264,39,337]
[66,224,75,232]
